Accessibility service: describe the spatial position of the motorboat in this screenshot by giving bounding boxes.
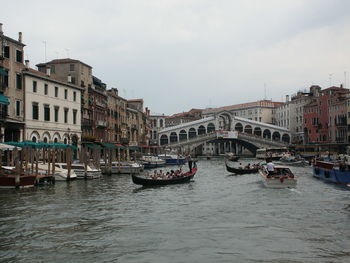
[139,155,166,169]
[0,166,37,189]
[313,160,350,184]
[259,165,297,188]
[100,161,144,174]
[55,163,101,179]
[158,154,187,165]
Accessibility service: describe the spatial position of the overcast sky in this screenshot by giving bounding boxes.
[2,0,350,114]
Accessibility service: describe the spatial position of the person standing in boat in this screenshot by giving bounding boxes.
[186,154,193,172]
[266,158,275,175]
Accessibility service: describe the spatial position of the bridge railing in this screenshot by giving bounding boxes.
[237,131,289,146]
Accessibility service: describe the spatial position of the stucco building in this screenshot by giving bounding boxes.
[0,24,25,142]
[22,66,82,145]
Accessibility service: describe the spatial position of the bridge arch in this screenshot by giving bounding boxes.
[235,123,243,132]
[282,133,290,143]
[189,128,197,139]
[207,123,215,133]
[160,134,168,145]
[263,129,271,139]
[253,127,262,137]
[198,125,206,135]
[179,130,187,141]
[170,132,178,143]
[272,131,281,141]
[244,125,252,134]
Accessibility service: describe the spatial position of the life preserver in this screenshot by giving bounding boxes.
[280,177,284,183]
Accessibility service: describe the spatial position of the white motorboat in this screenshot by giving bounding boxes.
[140,155,166,169]
[259,165,297,188]
[38,163,77,181]
[100,161,144,174]
[55,163,101,179]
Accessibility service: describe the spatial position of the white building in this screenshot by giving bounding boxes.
[22,67,82,145]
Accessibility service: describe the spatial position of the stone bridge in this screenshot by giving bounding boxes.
[158,110,291,154]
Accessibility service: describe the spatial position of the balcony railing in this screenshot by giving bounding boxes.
[82,119,93,126]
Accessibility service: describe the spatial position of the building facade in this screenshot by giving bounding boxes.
[165,109,202,127]
[0,24,25,142]
[22,67,82,145]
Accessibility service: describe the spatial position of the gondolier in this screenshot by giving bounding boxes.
[186,154,193,172]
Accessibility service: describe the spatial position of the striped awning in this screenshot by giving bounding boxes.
[0,94,9,105]
[0,68,8,76]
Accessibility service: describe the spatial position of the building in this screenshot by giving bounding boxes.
[149,113,166,146]
[0,24,26,142]
[202,100,283,124]
[126,99,149,146]
[275,86,319,144]
[22,66,82,145]
[36,58,94,139]
[304,85,348,143]
[165,109,202,127]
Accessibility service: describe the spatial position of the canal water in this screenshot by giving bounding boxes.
[1,158,350,263]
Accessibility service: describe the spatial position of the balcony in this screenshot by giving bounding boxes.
[96,101,106,108]
[97,120,107,127]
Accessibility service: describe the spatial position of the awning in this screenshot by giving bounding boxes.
[128,146,140,150]
[100,142,117,149]
[0,68,8,76]
[0,94,9,105]
[115,144,126,149]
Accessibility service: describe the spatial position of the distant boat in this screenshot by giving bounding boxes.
[132,168,197,186]
[259,165,297,188]
[100,161,143,174]
[55,163,101,179]
[226,152,240,161]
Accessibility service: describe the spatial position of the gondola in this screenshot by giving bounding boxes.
[132,168,197,186]
[225,162,258,175]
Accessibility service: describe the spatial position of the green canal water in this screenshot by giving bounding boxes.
[1,158,350,263]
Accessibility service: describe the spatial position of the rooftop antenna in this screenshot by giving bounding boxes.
[65,48,70,58]
[344,71,347,88]
[42,41,47,62]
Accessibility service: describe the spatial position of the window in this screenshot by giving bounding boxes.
[16,73,22,89]
[55,86,58,97]
[16,100,21,116]
[73,109,77,124]
[70,64,75,71]
[71,77,76,84]
[44,84,48,95]
[64,89,68,99]
[54,106,59,122]
[33,81,37,92]
[51,65,55,73]
[3,46,10,58]
[32,102,39,120]
[16,50,23,63]
[64,108,69,123]
[73,91,76,101]
[44,104,50,121]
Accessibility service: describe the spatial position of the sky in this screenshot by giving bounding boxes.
[2,0,350,115]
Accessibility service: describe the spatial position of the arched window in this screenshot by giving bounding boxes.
[189,128,197,139]
[207,123,215,133]
[170,132,178,143]
[179,130,187,141]
[198,125,206,135]
[235,123,243,132]
[160,134,168,145]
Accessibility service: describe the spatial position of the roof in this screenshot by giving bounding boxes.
[0,35,26,47]
[128,99,144,103]
[36,58,92,69]
[203,100,283,114]
[22,68,84,91]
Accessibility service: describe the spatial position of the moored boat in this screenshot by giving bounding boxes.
[132,168,197,186]
[225,162,259,175]
[313,160,350,184]
[0,167,37,189]
[259,165,297,188]
[226,152,240,162]
[55,163,101,179]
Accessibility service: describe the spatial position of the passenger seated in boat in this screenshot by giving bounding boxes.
[245,163,251,169]
[238,163,243,169]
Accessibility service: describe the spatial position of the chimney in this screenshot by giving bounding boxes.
[0,23,3,35]
[340,84,343,89]
[25,60,30,69]
[68,74,72,83]
[286,95,289,102]
[46,67,51,76]
[18,32,22,43]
